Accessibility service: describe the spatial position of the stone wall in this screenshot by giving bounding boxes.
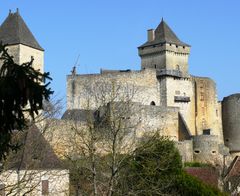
[100,102,180,140]
[7,44,44,72]
[194,76,223,140]
[138,43,190,76]
[67,69,160,110]
[163,76,196,135]
[176,140,193,162]
[222,94,240,152]
[0,170,69,196]
[192,135,222,165]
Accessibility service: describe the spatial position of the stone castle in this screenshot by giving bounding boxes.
[0,11,239,165]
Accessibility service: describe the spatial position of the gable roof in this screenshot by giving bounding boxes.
[0,11,43,51]
[4,125,64,170]
[224,156,240,179]
[139,19,190,48]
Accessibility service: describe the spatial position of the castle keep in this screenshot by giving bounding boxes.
[66,19,239,164]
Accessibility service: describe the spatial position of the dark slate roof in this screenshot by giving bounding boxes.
[139,19,190,48]
[62,109,95,122]
[0,11,44,51]
[4,125,64,170]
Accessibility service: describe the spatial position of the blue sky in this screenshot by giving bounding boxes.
[0,0,239,108]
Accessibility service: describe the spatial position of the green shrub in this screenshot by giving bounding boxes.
[172,171,228,196]
[184,161,211,168]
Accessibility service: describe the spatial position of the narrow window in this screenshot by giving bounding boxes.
[0,184,5,196]
[150,101,156,106]
[42,180,49,195]
[200,92,204,101]
[154,64,157,69]
[176,64,180,70]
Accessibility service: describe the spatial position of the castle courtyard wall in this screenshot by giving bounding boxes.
[67,69,160,110]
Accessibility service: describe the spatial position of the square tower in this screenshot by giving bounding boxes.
[138,19,190,77]
[0,10,44,73]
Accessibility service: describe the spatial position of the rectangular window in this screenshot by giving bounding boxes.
[42,180,49,195]
[0,184,5,196]
[200,92,204,101]
[203,129,211,135]
[175,90,180,95]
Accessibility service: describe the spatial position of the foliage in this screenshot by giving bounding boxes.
[117,135,182,195]
[0,43,53,160]
[173,171,227,196]
[117,135,226,196]
[184,161,211,168]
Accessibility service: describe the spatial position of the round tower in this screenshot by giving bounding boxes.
[192,135,221,164]
[222,94,240,154]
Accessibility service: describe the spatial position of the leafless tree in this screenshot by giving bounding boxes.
[62,80,142,196]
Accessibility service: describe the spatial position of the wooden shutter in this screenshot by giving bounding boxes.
[42,180,49,195]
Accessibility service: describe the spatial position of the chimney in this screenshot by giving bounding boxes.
[147,29,155,42]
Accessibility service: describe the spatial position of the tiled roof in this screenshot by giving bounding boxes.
[0,11,43,51]
[139,19,190,48]
[185,167,219,187]
[225,156,240,179]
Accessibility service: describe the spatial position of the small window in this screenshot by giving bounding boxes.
[176,45,178,48]
[200,92,204,101]
[225,139,229,142]
[175,90,180,95]
[183,46,185,49]
[212,151,216,154]
[150,101,156,106]
[194,150,200,154]
[42,180,49,195]
[202,107,205,115]
[154,64,157,69]
[0,184,5,196]
[203,129,211,135]
[176,65,180,70]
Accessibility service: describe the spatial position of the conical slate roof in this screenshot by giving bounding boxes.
[0,11,43,51]
[139,19,190,48]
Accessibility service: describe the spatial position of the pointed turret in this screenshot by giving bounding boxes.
[0,10,44,72]
[140,19,189,48]
[0,10,43,51]
[138,19,190,76]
